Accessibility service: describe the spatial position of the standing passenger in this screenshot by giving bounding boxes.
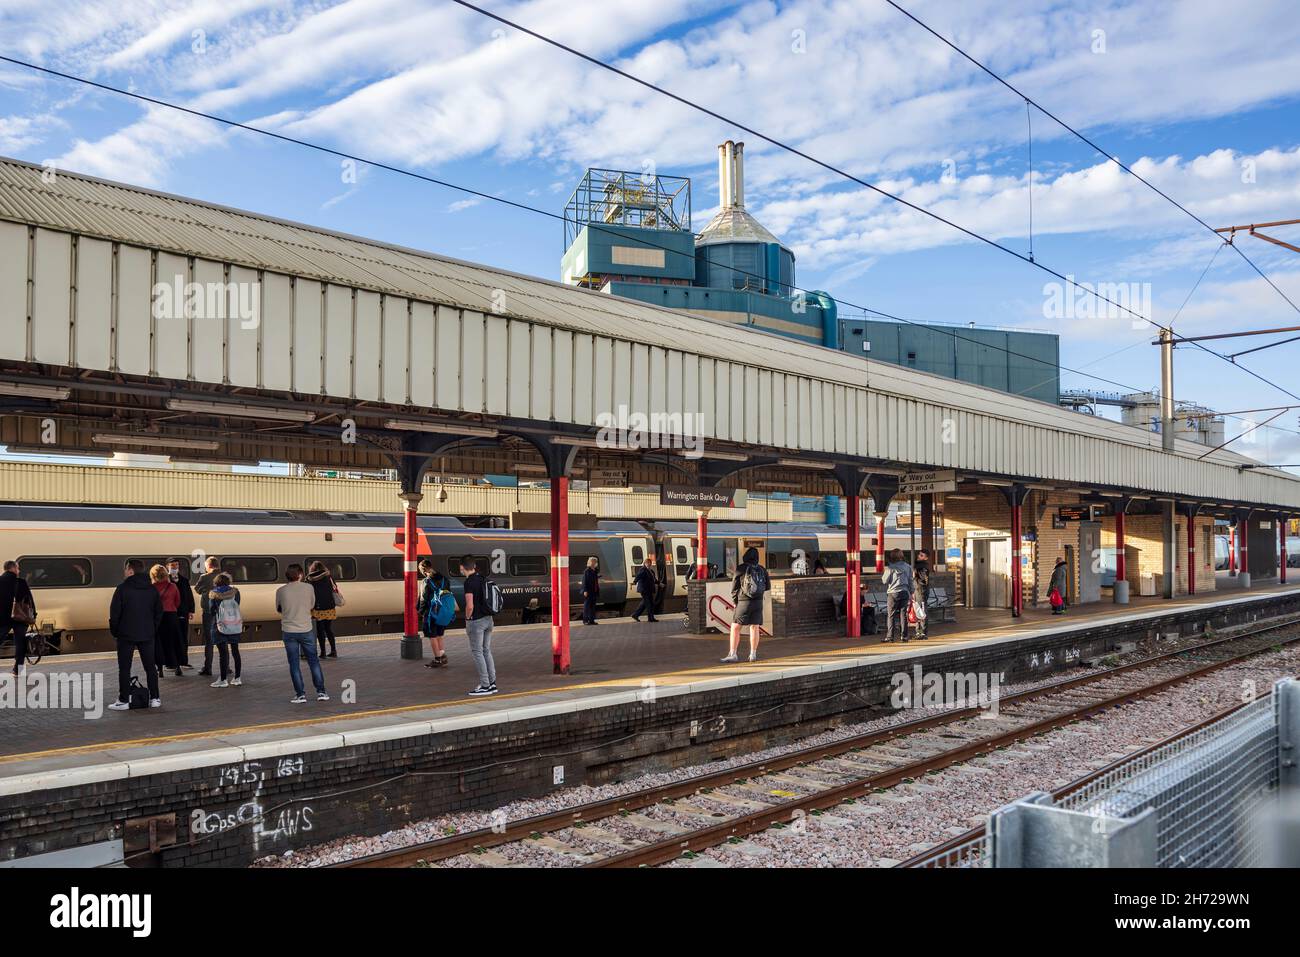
[722,547,768,663]
[631,557,658,623]
[461,555,497,696]
[195,557,220,676]
[418,559,452,668]
[581,557,600,625]
[208,573,244,688]
[150,564,182,678]
[307,561,340,658]
[107,559,162,710]
[277,564,328,703]
[0,560,35,677]
[912,550,931,641]
[812,558,828,576]
[167,557,195,670]
[1049,558,1069,615]
[881,549,914,643]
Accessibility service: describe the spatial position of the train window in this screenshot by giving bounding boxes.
[448,556,490,578]
[220,556,279,583]
[570,553,599,574]
[379,556,404,580]
[19,557,93,588]
[630,544,645,565]
[509,556,548,577]
[674,544,690,565]
[307,557,356,581]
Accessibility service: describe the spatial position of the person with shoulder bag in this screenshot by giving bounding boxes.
[307,561,340,658]
[1,560,36,676]
[418,559,454,669]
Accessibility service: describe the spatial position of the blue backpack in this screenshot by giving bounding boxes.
[432,588,457,628]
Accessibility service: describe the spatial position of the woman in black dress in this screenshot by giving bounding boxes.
[722,548,768,664]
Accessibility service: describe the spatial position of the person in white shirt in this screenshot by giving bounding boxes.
[276,564,329,704]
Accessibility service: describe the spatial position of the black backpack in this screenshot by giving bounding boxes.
[127,676,150,710]
[739,564,769,599]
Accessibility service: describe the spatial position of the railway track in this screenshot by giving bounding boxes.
[330,616,1300,869]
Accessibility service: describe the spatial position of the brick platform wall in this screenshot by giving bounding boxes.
[6,590,1297,868]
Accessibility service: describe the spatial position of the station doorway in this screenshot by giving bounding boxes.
[965,535,1010,608]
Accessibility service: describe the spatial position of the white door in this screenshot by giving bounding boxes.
[621,536,650,602]
[669,536,693,596]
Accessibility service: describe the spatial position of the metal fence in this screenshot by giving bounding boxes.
[906,678,1299,868]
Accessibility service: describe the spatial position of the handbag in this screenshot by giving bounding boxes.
[127,676,150,710]
[10,596,35,625]
[332,585,346,608]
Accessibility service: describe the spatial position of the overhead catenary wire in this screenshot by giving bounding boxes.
[0,55,1160,414]
[4,51,1295,450]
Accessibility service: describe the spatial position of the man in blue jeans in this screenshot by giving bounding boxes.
[276,564,329,704]
[461,555,497,697]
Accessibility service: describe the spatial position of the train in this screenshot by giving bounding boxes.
[0,504,941,654]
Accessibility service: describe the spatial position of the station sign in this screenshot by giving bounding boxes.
[660,485,748,509]
[587,468,628,487]
[1058,504,1093,522]
[898,469,957,496]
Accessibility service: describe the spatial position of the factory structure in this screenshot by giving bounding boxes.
[561,141,1061,404]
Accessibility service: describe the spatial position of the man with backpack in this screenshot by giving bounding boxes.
[461,555,500,697]
[722,547,768,663]
[277,564,329,704]
[418,559,454,668]
[107,559,163,710]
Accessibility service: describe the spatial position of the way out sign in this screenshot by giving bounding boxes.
[899,469,957,496]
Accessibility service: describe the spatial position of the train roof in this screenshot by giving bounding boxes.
[0,504,469,527]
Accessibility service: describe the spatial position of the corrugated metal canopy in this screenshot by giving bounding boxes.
[1,156,1298,509]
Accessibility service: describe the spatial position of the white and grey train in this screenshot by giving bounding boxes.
[0,504,936,654]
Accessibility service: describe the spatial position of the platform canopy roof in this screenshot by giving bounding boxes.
[0,155,1298,509]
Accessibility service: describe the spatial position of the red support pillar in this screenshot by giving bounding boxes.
[1186,512,1196,595]
[1010,496,1022,617]
[550,477,570,674]
[846,495,861,639]
[1229,524,1237,575]
[696,509,709,580]
[401,494,420,652]
[874,512,886,575]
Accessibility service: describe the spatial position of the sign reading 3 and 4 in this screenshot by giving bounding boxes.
[899,469,957,496]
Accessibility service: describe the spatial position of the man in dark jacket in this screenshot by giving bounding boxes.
[1,560,36,675]
[167,557,196,669]
[108,559,163,709]
[631,557,658,623]
[912,551,931,640]
[194,556,219,675]
[580,557,600,625]
[1049,558,1069,615]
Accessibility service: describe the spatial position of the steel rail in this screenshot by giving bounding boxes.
[331,616,1300,868]
[895,691,1273,868]
[586,627,1300,868]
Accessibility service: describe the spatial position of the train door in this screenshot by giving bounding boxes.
[966,536,1010,608]
[668,536,693,597]
[723,539,739,578]
[621,536,650,602]
[742,538,767,568]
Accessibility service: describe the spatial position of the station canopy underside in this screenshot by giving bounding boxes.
[1,156,1298,510]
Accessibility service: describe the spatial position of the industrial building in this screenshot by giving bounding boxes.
[561,142,1060,402]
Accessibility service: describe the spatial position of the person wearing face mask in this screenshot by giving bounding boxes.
[166,557,196,671]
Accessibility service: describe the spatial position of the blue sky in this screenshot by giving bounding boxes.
[2,0,1300,467]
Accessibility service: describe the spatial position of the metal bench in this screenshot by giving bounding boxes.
[926,585,957,623]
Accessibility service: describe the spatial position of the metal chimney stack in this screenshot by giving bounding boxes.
[717,140,747,208]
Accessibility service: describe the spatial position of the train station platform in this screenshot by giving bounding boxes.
[4,582,1300,867]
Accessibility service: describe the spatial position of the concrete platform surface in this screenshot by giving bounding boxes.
[2,581,1298,792]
